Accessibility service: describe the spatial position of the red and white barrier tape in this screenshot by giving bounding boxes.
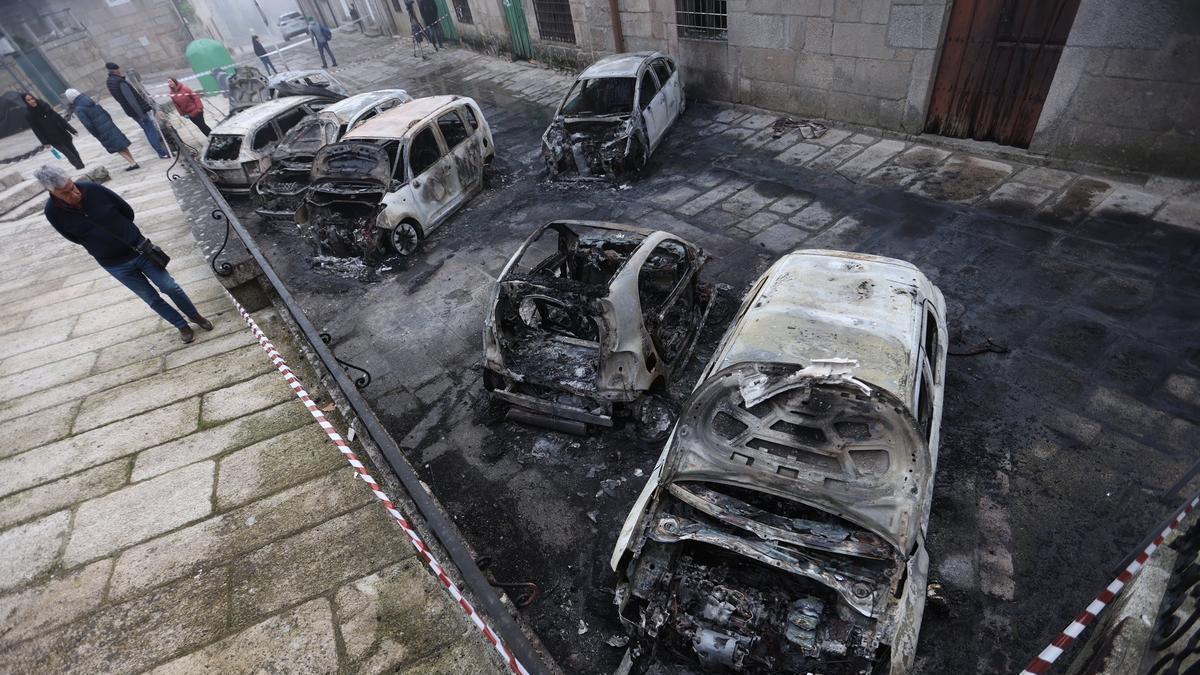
[1018,494,1200,674]
[231,299,530,675]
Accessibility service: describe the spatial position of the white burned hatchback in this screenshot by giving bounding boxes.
[611,250,947,674]
[297,95,494,257]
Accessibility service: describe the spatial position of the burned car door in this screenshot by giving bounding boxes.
[437,108,484,193]
[652,57,684,125]
[638,68,668,150]
[638,239,703,372]
[404,124,461,227]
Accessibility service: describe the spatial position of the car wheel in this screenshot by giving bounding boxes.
[389,220,422,256]
[631,393,674,447]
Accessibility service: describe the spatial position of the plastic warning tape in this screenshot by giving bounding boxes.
[1018,494,1200,674]
[231,298,530,675]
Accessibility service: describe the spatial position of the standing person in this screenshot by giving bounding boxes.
[307,17,338,68]
[23,94,84,170]
[349,3,361,32]
[417,0,444,51]
[251,33,278,75]
[35,165,213,343]
[64,89,140,171]
[167,78,211,136]
[105,62,169,159]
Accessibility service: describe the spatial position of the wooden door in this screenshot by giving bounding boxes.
[925,0,1081,148]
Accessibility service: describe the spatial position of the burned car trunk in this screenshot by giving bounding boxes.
[613,363,932,674]
[296,141,393,257]
[482,221,713,433]
[252,117,340,221]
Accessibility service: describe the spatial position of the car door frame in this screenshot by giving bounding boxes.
[402,120,460,230]
[653,56,684,126]
[636,65,669,151]
[440,105,485,193]
[639,238,700,374]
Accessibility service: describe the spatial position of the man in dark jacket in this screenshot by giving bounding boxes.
[105,61,169,159]
[251,34,278,75]
[35,165,212,343]
[308,18,337,67]
[417,0,444,50]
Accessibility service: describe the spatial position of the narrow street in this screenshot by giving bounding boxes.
[168,37,1200,674]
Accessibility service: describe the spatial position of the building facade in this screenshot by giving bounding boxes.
[443,0,1200,177]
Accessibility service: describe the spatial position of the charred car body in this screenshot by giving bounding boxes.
[543,52,685,180]
[296,95,494,257]
[482,221,714,434]
[250,89,412,220]
[611,250,947,674]
[227,67,350,113]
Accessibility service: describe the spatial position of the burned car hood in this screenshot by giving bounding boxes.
[310,141,391,188]
[662,361,931,556]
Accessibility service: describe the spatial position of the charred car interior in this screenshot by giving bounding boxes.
[543,53,685,181]
[482,221,714,435]
[611,251,947,674]
[299,139,398,257]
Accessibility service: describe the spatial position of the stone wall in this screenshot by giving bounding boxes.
[1030,0,1200,177]
[41,33,108,99]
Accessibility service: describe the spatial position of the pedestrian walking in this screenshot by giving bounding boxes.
[105,62,169,159]
[167,78,211,136]
[23,94,85,170]
[417,0,445,50]
[36,165,213,343]
[64,89,140,171]
[251,34,278,75]
[307,17,338,67]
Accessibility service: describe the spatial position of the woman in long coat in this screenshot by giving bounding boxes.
[23,93,84,169]
[64,89,140,171]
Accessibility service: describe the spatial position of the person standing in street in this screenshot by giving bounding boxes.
[251,34,278,75]
[349,4,362,32]
[417,0,445,51]
[23,94,85,170]
[35,165,213,343]
[167,78,211,136]
[64,89,140,171]
[105,62,169,159]
[308,17,338,67]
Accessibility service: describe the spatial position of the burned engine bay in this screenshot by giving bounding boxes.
[253,118,342,221]
[616,482,902,674]
[297,139,397,257]
[543,77,644,180]
[484,222,711,432]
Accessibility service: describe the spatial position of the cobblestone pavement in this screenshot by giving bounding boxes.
[183,33,1199,674]
[0,110,504,671]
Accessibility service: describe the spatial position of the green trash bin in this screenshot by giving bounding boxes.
[185,39,235,95]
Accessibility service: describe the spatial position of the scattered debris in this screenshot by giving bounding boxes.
[771,116,828,140]
[578,619,589,635]
[587,510,600,524]
[607,634,630,648]
[949,337,1009,356]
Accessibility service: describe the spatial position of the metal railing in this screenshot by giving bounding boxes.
[531,0,576,44]
[675,0,727,41]
[162,125,551,675]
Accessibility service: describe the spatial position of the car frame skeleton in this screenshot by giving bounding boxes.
[542,52,685,181]
[610,250,948,674]
[296,95,494,258]
[482,221,714,435]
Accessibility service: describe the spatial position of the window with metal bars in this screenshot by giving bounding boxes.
[675,0,727,40]
[532,0,576,44]
[452,0,474,24]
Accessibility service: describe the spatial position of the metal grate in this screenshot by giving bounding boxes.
[532,0,576,44]
[675,0,727,40]
[452,0,474,24]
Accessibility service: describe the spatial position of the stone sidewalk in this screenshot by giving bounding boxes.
[0,105,503,672]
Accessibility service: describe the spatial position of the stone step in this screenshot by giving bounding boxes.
[0,170,22,190]
[0,180,41,215]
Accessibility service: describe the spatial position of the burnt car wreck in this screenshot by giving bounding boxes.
[543,53,685,181]
[298,141,393,257]
[611,251,948,674]
[482,221,713,435]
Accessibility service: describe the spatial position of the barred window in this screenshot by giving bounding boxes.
[532,0,576,44]
[676,0,727,40]
[452,0,474,24]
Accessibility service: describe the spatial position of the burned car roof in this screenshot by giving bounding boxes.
[579,51,661,79]
[319,89,412,124]
[267,70,350,98]
[214,95,324,135]
[342,95,463,139]
[711,250,941,406]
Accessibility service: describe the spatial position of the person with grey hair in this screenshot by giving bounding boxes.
[37,165,212,343]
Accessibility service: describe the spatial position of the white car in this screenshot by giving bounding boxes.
[542,52,685,180]
[251,89,412,220]
[201,96,333,195]
[279,11,307,40]
[297,95,495,257]
[610,250,947,674]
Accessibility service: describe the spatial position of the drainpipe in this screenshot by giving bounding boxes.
[607,0,624,53]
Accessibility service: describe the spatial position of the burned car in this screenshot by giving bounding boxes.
[227,67,350,113]
[610,250,947,674]
[543,52,685,180]
[201,95,337,195]
[482,221,714,435]
[251,89,412,220]
[296,95,494,257]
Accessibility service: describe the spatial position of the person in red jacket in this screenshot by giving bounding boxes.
[167,78,210,136]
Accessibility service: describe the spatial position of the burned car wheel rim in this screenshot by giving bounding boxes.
[390,222,420,255]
